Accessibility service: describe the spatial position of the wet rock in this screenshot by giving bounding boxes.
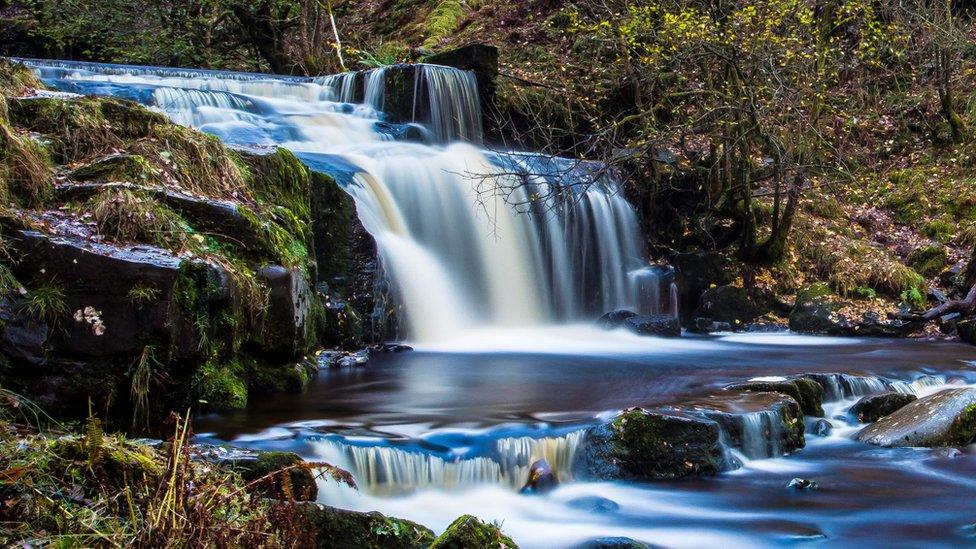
[429,514,517,549]
[726,377,825,417]
[573,537,652,549]
[295,502,436,549]
[623,314,680,337]
[673,251,736,322]
[231,450,318,501]
[787,478,817,490]
[692,285,766,329]
[812,419,833,437]
[371,342,413,353]
[856,388,976,447]
[567,496,620,514]
[958,320,976,345]
[255,265,312,360]
[520,458,558,494]
[743,322,790,333]
[849,392,917,423]
[687,318,733,334]
[789,296,855,335]
[662,392,805,459]
[574,408,728,480]
[597,309,638,330]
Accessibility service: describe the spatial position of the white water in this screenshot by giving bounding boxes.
[24,58,659,342]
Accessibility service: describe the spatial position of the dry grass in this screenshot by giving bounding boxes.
[86,189,191,250]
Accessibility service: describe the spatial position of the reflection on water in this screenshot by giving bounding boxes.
[195,333,976,547]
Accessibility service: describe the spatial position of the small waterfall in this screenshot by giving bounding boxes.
[311,431,584,495]
[26,58,654,342]
[415,64,483,144]
[669,282,679,318]
[733,410,786,459]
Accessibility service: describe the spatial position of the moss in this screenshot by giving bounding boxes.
[945,403,976,446]
[908,244,948,278]
[131,124,248,198]
[247,360,313,394]
[610,409,724,479]
[69,153,157,183]
[795,282,831,304]
[84,188,192,249]
[726,378,824,417]
[49,432,163,490]
[424,0,465,48]
[306,505,436,549]
[0,58,43,98]
[922,218,955,244]
[191,360,248,411]
[6,96,166,163]
[429,514,517,549]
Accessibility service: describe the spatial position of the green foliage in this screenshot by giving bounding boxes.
[128,283,161,306]
[358,41,410,68]
[424,0,465,48]
[922,218,956,243]
[0,123,53,207]
[85,189,192,250]
[900,286,926,308]
[908,244,948,277]
[22,282,67,323]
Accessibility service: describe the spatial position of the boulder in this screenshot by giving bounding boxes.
[789,296,855,335]
[623,314,680,337]
[855,388,976,447]
[567,496,620,514]
[687,318,733,334]
[849,392,917,423]
[256,265,313,359]
[296,503,436,549]
[812,419,833,437]
[573,408,728,480]
[726,377,825,416]
[958,319,976,345]
[787,478,818,491]
[672,251,736,322]
[597,309,638,330]
[691,285,766,329]
[429,514,518,549]
[231,450,318,501]
[661,392,805,459]
[520,458,558,494]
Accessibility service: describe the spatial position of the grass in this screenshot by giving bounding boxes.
[22,282,67,323]
[128,284,162,307]
[0,123,53,207]
[86,189,191,250]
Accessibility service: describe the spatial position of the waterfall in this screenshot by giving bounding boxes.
[311,431,584,495]
[23,58,655,342]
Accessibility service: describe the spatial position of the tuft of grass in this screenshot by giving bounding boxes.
[359,41,410,68]
[0,123,53,207]
[128,283,161,307]
[85,189,191,250]
[22,282,67,323]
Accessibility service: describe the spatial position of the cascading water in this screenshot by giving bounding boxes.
[22,58,658,342]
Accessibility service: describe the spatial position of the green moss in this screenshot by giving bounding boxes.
[306,505,436,549]
[945,403,976,446]
[922,218,955,244]
[69,153,156,183]
[191,360,247,411]
[908,244,948,277]
[726,379,824,417]
[429,514,517,549]
[795,282,832,304]
[247,360,312,394]
[85,188,192,249]
[424,0,465,48]
[610,409,724,479]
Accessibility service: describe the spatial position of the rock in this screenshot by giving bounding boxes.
[812,419,833,437]
[687,318,733,334]
[573,408,728,480]
[958,320,976,345]
[662,392,805,459]
[623,314,680,337]
[567,496,620,514]
[371,342,413,353]
[692,285,766,329]
[231,451,318,501]
[789,296,855,335]
[429,514,518,549]
[597,309,638,330]
[295,502,436,549]
[849,392,917,423]
[573,537,652,549]
[256,265,312,360]
[726,377,825,416]
[787,478,817,490]
[856,388,976,447]
[520,459,558,494]
[673,251,736,322]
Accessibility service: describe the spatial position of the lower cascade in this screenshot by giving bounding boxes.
[23,58,663,342]
[311,431,585,495]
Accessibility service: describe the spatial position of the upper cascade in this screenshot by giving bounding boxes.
[21,58,661,342]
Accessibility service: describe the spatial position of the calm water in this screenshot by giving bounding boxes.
[196,330,976,548]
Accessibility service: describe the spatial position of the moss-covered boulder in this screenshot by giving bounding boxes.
[298,503,435,549]
[849,392,917,423]
[856,388,976,447]
[908,244,948,278]
[692,285,766,329]
[726,377,825,416]
[429,514,517,549]
[233,450,318,501]
[574,408,728,480]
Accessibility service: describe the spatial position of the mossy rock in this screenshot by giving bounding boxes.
[247,360,313,394]
[0,58,42,98]
[234,451,318,501]
[574,408,727,480]
[430,514,518,549]
[190,361,248,412]
[69,153,156,183]
[908,244,948,278]
[726,377,825,417]
[7,95,167,162]
[794,283,832,306]
[856,388,976,447]
[300,503,436,549]
[849,392,917,423]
